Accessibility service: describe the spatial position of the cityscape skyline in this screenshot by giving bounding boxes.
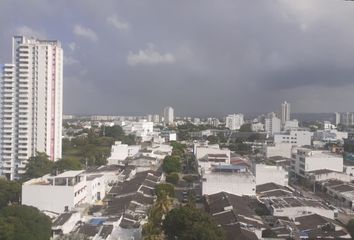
[1,1,354,115]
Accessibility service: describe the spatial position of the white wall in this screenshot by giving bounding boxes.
[202,173,256,196]
[274,130,312,146]
[107,141,140,165]
[86,176,106,204]
[272,206,334,220]
[195,147,230,162]
[292,150,343,176]
[265,143,293,158]
[22,180,86,214]
[256,164,288,186]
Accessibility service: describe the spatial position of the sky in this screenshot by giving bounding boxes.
[1,0,354,116]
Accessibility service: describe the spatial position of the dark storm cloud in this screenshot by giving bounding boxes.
[1,0,354,115]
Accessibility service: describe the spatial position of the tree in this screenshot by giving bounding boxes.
[23,152,54,180]
[166,172,179,185]
[163,206,225,240]
[163,156,181,174]
[239,123,252,132]
[0,205,51,240]
[102,125,125,139]
[156,183,175,198]
[0,179,21,209]
[206,135,218,144]
[53,157,82,172]
[346,219,354,238]
[262,229,277,238]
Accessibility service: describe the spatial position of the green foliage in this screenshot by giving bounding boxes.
[255,203,271,216]
[156,183,175,198]
[53,157,82,172]
[0,180,21,209]
[163,206,225,240]
[228,142,252,155]
[182,175,199,183]
[262,229,277,238]
[24,153,84,180]
[239,123,252,132]
[166,172,179,185]
[23,152,54,180]
[346,219,354,238]
[0,205,51,240]
[206,135,218,144]
[63,126,135,167]
[163,156,182,174]
[103,125,125,139]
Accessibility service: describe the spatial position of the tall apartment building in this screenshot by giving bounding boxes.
[280,101,291,126]
[0,36,63,180]
[265,112,281,136]
[225,113,244,130]
[163,106,174,124]
[340,112,354,126]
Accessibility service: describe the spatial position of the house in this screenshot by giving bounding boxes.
[22,170,87,213]
[107,141,141,165]
[202,165,256,196]
[204,191,265,239]
[291,148,343,178]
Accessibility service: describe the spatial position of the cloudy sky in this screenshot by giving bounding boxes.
[1,0,354,116]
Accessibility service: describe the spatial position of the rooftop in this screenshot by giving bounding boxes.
[51,170,85,178]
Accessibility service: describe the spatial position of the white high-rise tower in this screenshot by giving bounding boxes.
[281,101,291,126]
[163,106,174,124]
[0,36,63,179]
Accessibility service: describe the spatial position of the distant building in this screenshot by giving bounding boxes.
[152,114,160,123]
[107,141,141,165]
[163,106,174,124]
[251,122,264,132]
[340,112,354,126]
[280,101,291,126]
[283,119,299,131]
[274,130,313,147]
[335,112,341,125]
[225,113,244,130]
[265,112,281,136]
[291,148,343,178]
[0,36,63,180]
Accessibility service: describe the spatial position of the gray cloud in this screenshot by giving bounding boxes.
[1,0,354,115]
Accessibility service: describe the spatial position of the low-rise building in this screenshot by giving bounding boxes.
[274,130,313,146]
[204,192,264,240]
[22,170,87,214]
[291,149,343,178]
[107,141,141,165]
[255,164,288,187]
[264,143,293,158]
[320,180,354,209]
[314,129,348,142]
[202,165,256,196]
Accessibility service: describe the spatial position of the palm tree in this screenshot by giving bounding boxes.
[155,191,173,216]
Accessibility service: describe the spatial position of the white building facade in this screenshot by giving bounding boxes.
[163,106,174,125]
[274,130,313,147]
[22,171,86,214]
[0,36,63,180]
[291,149,343,178]
[281,101,291,126]
[265,113,281,136]
[225,113,244,130]
[255,164,288,186]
